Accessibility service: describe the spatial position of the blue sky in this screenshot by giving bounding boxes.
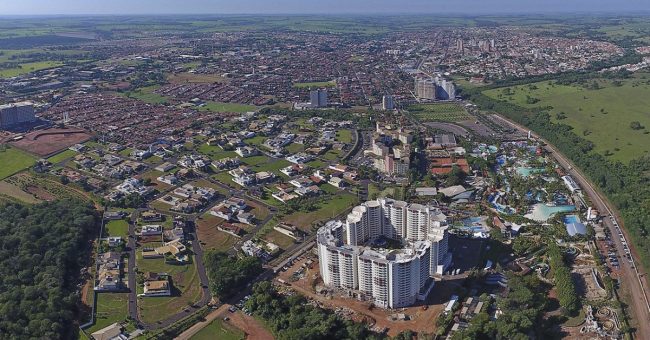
[2,0,650,15]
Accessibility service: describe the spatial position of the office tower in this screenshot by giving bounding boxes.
[0,102,36,130]
[310,88,328,108]
[382,95,395,110]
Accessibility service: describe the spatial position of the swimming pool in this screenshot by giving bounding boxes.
[525,203,575,222]
[516,167,545,177]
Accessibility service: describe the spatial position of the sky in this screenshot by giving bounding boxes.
[2,0,650,15]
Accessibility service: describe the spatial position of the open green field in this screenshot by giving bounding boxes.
[196,144,238,161]
[281,193,357,231]
[409,103,471,122]
[191,319,245,340]
[0,147,36,180]
[293,80,336,88]
[86,293,128,334]
[199,101,257,113]
[0,61,63,78]
[242,155,271,166]
[105,220,129,239]
[47,149,78,164]
[337,129,353,143]
[125,85,168,104]
[483,75,650,162]
[253,159,292,175]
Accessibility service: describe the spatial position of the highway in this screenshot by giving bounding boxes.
[492,114,650,339]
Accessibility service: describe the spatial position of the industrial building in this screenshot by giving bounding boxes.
[317,198,452,309]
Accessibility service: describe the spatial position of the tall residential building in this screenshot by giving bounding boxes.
[0,102,36,130]
[382,95,395,110]
[434,77,456,100]
[310,89,328,108]
[414,78,436,100]
[316,199,452,309]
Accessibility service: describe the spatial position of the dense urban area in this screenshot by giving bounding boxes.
[2,13,650,340]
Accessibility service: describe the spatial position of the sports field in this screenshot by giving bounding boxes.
[483,74,650,162]
[409,103,471,122]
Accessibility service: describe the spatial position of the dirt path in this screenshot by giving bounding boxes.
[227,311,274,340]
[175,305,229,340]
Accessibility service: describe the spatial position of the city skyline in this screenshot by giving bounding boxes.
[3,0,650,15]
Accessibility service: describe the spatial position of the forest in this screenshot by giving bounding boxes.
[0,200,98,339]
[245,281,384,340]
[203,251,262,298]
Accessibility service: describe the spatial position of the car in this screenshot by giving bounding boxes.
[224,316,230,321]
[229,306,237,313]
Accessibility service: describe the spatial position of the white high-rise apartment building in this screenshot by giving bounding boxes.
[316,199,452,309]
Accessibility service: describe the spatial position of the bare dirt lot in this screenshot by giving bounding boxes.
[276,256,456,337]
[10,128,92,156]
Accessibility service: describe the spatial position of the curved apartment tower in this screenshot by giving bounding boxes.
[316,199,452,309]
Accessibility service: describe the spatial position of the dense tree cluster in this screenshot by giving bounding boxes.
[204,251,262,298]
[452,275,556,340]
[0,200,98,339]
[547,242,580,315]
[245,281,382,340]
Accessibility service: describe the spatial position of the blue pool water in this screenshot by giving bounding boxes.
[516,167,546,177]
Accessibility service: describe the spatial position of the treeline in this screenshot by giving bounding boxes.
[204,251,262,299]
[0,200,98,339]
[259,107,376,129]
[464,87,650,273]
[547,242,580,315]
[245,281,383,340]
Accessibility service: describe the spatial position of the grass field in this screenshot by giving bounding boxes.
[0,146,36,180]
[199,101,257,113]
[196,144,238,161]
[137,255,202,324]
[241,155,271,166]
[0,61,63,78]
[337,129,353,143]
[191,319,245,340]
[126,85,168,104]
[281,193,357,231]
[47,149,77,164]
[253,159,292,175]
[293,80,336,88]
[86,293,128,334]
[409,103,471,122]
[105,220,129,239]
[483,75,650,162]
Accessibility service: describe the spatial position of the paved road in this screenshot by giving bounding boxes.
[127,217,138,321]
[493,114,650,338]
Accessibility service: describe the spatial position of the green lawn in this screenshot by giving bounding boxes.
[242,155,270,166]
[196,144,238,161]
[0,147,36,180]
[105,220,129,239]
[86,293,128,334]
[253,159,292,175]
[306,159,326,169]
[245,136,267,147]
[282,193,357,231]
[409,103,471,122]
[137,255,202,324]
[0,61,63,78]
[191,319,244,340]
[47,149,78,164]
[286,143,305,153]
[199,101,257,113]
[337,129,353,143]
[293,80,336,88]
[125,85,168,104]
[483,74,650,163]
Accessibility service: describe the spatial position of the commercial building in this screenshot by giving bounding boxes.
[310,89,328,108]
[317,198,452,309]
[382,95,395,110]
[0,102,36,129]
[414,78,436,100]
